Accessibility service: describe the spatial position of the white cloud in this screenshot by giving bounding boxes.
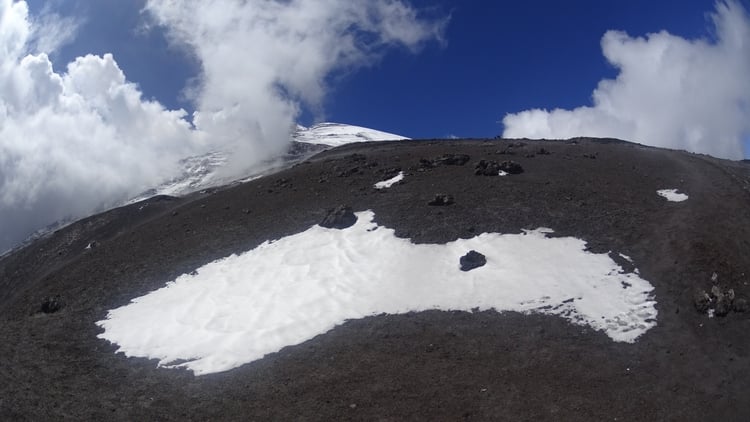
[0,0,444,253]
[503,0,750,160]
[143,0,446,177]
[0,0,201,253]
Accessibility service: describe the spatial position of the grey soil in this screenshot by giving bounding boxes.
[1,138,750,421]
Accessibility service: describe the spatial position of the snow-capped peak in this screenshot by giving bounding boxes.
[294,122,409,147]
[127,122,406,202]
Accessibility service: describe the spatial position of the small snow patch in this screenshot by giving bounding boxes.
[374,171,404,189]
[657,189,688,202]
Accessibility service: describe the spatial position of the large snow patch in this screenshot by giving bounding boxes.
[97,211,657,375]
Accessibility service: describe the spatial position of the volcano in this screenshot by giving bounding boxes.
[1,137,749,420]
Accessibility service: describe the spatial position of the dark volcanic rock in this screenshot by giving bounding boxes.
[693,290,711,313]
[460,250,487,272]
[734,298,749,313]
[428,194,454,206]
[319,206,357,229]
[380,167,402,179]
[40,295,64,314]
[418,154,471,169]
[336,166,360,177]
[499,160,524,174]
[435,154,470,166]
[715,296,732,317]
[475,160,501,176]
[475,160,524,176]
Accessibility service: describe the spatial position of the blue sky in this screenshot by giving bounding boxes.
[26,0,734,139]
[2,0,750,253]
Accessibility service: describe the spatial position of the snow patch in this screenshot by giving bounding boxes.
[657,189,688,202]
[374,172,405,189]
[97,211,658,375]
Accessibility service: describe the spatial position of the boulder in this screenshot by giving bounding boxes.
[435,154,470,166]
[475,160,524,176]
[460,250,487,272]
[733,298,748,313]
[693,290,711,313]
[499,160,524,175]
[428,194,455,206]
[40,295,64,314]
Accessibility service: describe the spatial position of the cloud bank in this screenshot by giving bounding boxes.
[0,0,445,253]
[142,0,446,177]
[503,0,750,160]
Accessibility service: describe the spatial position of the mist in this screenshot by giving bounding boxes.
[0,0,445,254]
[503,0,750,160]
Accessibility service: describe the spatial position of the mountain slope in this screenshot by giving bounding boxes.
[129,122,406,202]
[1,138,749,420]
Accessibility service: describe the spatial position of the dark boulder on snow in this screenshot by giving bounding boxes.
[460,250,487,272]
[320,205,357,229]
[40,295,64,314]
[428,194,454,206]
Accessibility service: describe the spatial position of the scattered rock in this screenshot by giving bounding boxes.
[379,167,402,179]
[537,147,551,155]
[40,295,64,314]
[695,283,744,316]
[460,250,486,272]
[733,298,748,313]
[435,154,470,166]
[337,166,360,177]
[693,290,711,313]
[418,158,436,169]
[418,154,470,169]
[475,160,501,176]
[499,160,524,174]
[320,206,357,229]
[475,160,524,176]
[428,194,454,206]
[274,178,292,188]
[715,296,732,317]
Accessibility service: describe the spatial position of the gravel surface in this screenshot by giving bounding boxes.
[1,138,749,421]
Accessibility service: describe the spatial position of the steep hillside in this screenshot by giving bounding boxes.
[1,138,749,421]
